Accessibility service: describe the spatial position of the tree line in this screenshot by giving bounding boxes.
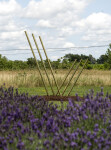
[0,44,111,70]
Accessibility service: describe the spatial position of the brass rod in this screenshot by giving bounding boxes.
[62,59,82,96]
[32,33,55,95]
[24,31,49,95]
[39,36,61,95]
[56,59,77,95]
[67,59,88,96]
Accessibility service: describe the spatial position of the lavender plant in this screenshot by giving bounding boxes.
[0,86,111,150]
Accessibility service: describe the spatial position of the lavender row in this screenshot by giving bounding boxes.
[0,86,111,150]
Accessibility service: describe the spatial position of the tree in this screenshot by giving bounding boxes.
[97,54,108,64]
[81,54,89,61]
[0,54,8,70]
[106,44,111,61]
[6,60,14,70]
[64,53,81,62]
[88,54,96,64]
[27,58,36,68]
[51,59,61,69]
[105,44,111,69]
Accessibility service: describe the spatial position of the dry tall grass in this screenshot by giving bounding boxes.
[0,69,111,88]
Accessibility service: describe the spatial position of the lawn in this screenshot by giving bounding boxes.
[18,85,111,97]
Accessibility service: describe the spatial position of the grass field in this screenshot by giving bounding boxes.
[0,69,111,88]
[17,86,111,107]
[0,69,111,98]
[18,86,111,97]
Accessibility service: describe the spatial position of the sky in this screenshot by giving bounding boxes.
[0,0,111,60]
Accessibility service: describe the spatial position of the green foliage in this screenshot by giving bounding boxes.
[62,58,70,69]
[64,53,96,64]
[64,53,81,62]
[104,62,110,70]
[97,54,108,64]
[92,64,104,70]
[12,60,28,70]
[51,59,61,69]
[27,58,36,68]
[105,44,111,69]
[44,59,50,68]
[85,64,93,70]
[0,55,8,70]
[88,54,96,64]
[0,43,111,70]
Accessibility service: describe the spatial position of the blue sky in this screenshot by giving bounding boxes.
[0,0,111,60]
[83,0,111,16]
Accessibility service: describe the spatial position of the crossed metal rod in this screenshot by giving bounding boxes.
[25,31,59,96]
[62,59,82,96]
[56,59,77,95]
[25,31,88,96]
[32,34,55,95]
[67,59,88,96]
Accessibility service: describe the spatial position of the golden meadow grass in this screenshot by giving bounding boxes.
[0,69,111,88]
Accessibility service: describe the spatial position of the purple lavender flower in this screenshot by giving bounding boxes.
[83,114,88,120]
[87,141,92,147]
[0,85,111,149]
[70,142,77,147]
[17,141,25,150]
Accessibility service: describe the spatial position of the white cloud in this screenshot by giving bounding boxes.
[58,27,74,37]
[23,0,88,19]
[0,0,21,15]
[76,12,111,30]
[36,20,54,28]
[75,12,111,43]
[22,0,90,35]
[0,0,27,53]
[0,0,110,60]
[0,0,23,41]
[63,42,75,48]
